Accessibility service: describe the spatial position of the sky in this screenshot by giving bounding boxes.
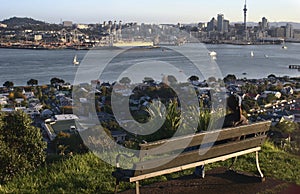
[1,0,300,24]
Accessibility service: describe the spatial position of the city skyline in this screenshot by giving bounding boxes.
[1,0,300,24]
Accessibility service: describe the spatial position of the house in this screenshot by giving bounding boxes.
[43,114,79,141]
[111,130,127,143]
[0,95,8,106]
[261,91,282,99]
[22,89,35,99]
[61,83,72,90]
[24,108,40,119]
[15,98,24,105]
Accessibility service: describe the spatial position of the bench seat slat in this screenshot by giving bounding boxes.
[139,121,271,158]
[134,135,267,176]
[129,147,262,183]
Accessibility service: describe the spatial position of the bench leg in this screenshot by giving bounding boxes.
[194,165,205,178]
[256,151,265,182]
[114,179,120,194]
[228,156,237,170]
[135,181,140,194]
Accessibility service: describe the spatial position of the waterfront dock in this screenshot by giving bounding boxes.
[289,65,300,69]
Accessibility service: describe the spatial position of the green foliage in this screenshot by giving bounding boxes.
[243,95,258,112]
[197,107,212,132]
[0,111,46,183]
[188,75,199,82]
[241,83,258,94]
[266,94,277,103]
[3,81,14,88]
[2,141,300,193]
[273,120,298,135]
[141,100,182,142]
[119,77,131,85]
[237,141,300,185]
[224,74,237,83]
[54,132,89,155]
[27,79,38,86]
[0,153,123,193]
[50,77,65,86]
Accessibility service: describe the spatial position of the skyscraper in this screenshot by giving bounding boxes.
[261,17,269,30]
[223,20,230,33]
[207,17,217,32]
[217,14,224,32]
[286,23,294,39]
[243,0,247,30]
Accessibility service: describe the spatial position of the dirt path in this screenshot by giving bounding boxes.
[120,167,300,194]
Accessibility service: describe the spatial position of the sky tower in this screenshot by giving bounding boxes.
[243,0,248,30]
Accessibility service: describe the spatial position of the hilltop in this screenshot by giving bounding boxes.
[1,17,46,27]
[0,141,300,193]
[0,17,62,31]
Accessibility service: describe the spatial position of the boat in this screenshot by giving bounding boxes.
[209,51,217,57]
[250,51,254,57]
[282,40,288,49]
[73,55,79,65]
[264,54,269,58]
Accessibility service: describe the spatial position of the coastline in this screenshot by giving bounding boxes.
[1,40,300,50]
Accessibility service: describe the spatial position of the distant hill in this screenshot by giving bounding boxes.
[1,17,46,27]
[232,21,300,29]
[269,22,300,29]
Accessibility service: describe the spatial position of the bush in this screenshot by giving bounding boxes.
[0,111,46,183]
[54,132,89,155]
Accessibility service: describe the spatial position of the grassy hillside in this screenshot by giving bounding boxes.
[1,141,300,193]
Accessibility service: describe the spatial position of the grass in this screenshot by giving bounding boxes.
[1,141,300,193]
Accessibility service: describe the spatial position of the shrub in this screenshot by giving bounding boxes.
[0,111,46,183]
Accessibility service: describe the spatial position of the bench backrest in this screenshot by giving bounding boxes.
[134,121,271,176]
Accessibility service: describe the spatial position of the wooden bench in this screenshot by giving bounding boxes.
[112,121,271,194]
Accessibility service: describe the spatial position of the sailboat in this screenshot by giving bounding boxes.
[209,51,217,57]
[282,40,288,49]
[73,55,79,65]
[250,51,254,57]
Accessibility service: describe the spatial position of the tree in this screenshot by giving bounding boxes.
[188,75,199,82]
[241,83,258,94]
[27,79,38,86]
[275,120,298,143]
[50,77,65,86]
[207,77,217,83]
[0,111,46,183]
[223,74,237,83]
[266,94,277,103]
[54,132,88,155]
[267,74,276,79]
[143,77,155,84]
[119,77,131,85]
[3,81,14,88]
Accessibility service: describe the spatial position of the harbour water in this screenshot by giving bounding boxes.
[0,43,299,86]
